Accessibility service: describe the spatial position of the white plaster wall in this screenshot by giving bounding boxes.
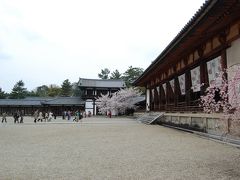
[227,38,240,68]
[111,109,118,116]
[85,99,93,115]
[146,89,150,111]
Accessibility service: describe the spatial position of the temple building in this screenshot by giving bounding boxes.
[0,79,126,116]
[78,78,126,115]
[134,0,240,113]
[0,97,85,115]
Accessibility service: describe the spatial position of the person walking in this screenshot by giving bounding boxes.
[45,112,49,122]
[83,111,86,118]
[19,110,24,123]
[13,111,19,123]
[1,112,7,123]
[38,111,43,122]
[33,110,38,123]
[67,110,71,121]
[48,111,53,121]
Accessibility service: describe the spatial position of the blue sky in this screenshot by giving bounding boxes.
[0,0,205,92]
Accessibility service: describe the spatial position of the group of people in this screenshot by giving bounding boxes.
[62,110,93,122]
[1,110,24,123]
[1,109,93,124]
[13,110,24,123]
[33,110,54,123]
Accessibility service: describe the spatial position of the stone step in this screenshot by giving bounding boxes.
[137,112,164,125]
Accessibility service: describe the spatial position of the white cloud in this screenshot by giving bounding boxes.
[0,0,205,92]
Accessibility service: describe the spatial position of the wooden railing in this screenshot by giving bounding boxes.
[156,100,203,112]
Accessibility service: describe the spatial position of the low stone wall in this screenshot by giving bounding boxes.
[157,113,240,139]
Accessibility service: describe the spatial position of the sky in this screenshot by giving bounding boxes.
[0,0,206,93]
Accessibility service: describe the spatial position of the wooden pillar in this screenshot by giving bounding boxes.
[200,61,208,95]
[153,87,157,111]
[146,88,150,112]
[221,50,227,70]
[165,82,169,107]
[159,85,162,111]
[157,86,160,111]
[152,88,155,111]
[93,100,95,115]
[174,77,178,107]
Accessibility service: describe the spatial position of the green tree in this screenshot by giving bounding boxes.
[0,88,7,99]
[72,82,82,97]
[35,85,49,97]
[110,69,122,79]
[9,80,27,99]
[122,66,144,87]
[47,84,61,97]
[61,79,72,96]
[98,68,110,79]
[26,90,38,97]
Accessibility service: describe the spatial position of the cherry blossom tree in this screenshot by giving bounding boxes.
[96,87,142,115]
[200,65,240,121]
[200,71,229,114]
[227,65,240,120]
[96,93,111,115]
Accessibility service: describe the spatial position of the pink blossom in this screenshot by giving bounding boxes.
[201,66,240,121]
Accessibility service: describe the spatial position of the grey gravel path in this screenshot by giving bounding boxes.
[0,116,239,180]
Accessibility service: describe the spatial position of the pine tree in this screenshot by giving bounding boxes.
[98,68,110,79]
[0,88,7,99]
[61,79,72,96]
[48,84,61,97]
[122,66,144,87]
[110,69,122,79]
[9,80,27,99]
[72,82,82,97]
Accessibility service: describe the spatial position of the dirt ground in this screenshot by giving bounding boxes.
[0,116,240,180]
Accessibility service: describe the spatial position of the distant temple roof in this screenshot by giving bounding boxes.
[78,78,126,88]
[0,97,84,106]
[42,97,85,106]
[0,99,42,106]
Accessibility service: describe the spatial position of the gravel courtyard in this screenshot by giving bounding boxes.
[0,116,240,180]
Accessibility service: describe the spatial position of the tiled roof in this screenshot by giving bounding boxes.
[78,78,126,88]
[0,97,85,106]
[0,99,42,106]
[134,0,218,85]
[42,97,85,105]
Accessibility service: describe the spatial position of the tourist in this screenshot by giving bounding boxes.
[13,111,19,123]
[33,110,38,123]
[67,110,71,121]
[48,111,53,121]
[73,111,78,122]
[79,111,83,119]
[88,111,91,117]
[83,111,86,118]
[38,111,43,122]
[19,110,24,123]
[1,112,7,123]
[45,112,49,122]
[108,111,112,118]
[76,110,82,122]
